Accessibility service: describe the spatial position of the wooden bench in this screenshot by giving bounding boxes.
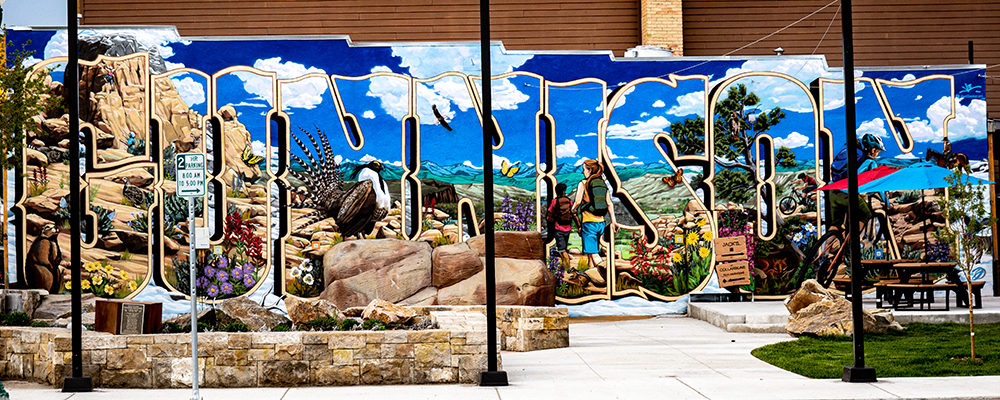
[884,283,955,311]
[948,281,985,309]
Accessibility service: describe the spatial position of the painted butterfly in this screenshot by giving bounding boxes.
[661,168,684,187]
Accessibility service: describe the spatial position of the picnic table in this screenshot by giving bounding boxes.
[885,261,967,310]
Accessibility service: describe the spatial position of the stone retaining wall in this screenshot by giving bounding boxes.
[412,305,569,352]
[1,311,495,388]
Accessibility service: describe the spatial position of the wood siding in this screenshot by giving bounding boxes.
[80,0,640,56]
[684,0,1000,117]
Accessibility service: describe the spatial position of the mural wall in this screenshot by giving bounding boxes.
[5,28,991,310]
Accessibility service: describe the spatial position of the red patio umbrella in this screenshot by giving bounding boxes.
[815,165,900,191]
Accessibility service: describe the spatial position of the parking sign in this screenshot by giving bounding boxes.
[176,153,206,197]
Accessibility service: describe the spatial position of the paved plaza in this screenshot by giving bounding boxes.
[6,298,1000,400]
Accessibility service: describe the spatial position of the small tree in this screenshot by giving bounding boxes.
[935,166,996,361]
[775,146,798,167]
[1,33,63,290]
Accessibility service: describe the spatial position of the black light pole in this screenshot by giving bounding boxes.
[61,0,91,392]
[842,0,876,383]
[478,0,507,387]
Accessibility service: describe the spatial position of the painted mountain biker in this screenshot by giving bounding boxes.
[828,133,885,231]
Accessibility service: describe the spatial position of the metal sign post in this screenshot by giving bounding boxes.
[176,153,206,400]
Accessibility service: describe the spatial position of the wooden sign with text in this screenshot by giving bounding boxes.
[714,236,750,287]
[716,260,752,287]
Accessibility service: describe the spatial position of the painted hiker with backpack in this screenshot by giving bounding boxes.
[573,159,611,285]
[546,182,579,267]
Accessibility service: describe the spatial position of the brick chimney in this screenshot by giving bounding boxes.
[640,0,683,56]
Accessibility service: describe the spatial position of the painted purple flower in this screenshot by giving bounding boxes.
[207,285,219,297]
[231,267,243,280]
[203,265,216,278]
[217,270,229,282]
[196,277,209,288]
[242,262,255,274]
[243,275,256,287]
[220,282,234,294]
[216,255,229,270]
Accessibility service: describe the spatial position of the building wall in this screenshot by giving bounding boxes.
[683,0,1000,117]
[80,0,641,56]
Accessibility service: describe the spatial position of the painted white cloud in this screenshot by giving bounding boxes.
[45,28,187,67]
[362,110,376,119]
[901,97,986,143]
[915,95,923,101]
[171,76,206,107]
[369,67,528,126]
[942,98,986,141]
[392,45,532,78]
[652,100,665,108]
[492,154,512,169]
[606,147,637,160]
[556,139,579,159]
[667,91,705,117]
[358,153,402,167]
[232,101,267,108]
[463,160,483,170]
[640,112,649,117]
[252,58,328,109]
[773,131,810,149]
[858,118,889,138]
[606,116,671,141]
[895,153,918,159]
[890,74,918,89]
[602,85,635,111]
[251,140,267,157]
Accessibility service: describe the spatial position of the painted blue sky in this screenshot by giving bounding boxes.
[9,28,987,175]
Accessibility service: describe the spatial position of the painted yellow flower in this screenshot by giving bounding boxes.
[127,281,138,292]
[91,276,104,286]
[64,281,72,290]
[672,252,682,262]
[103,264,114,275]
[686,232,699,245]
[84,262,99,272]
[702,231,713,241]
[81,280,91,290]
[120,271,130,281]
[696,219,707,227]
[104,285,115,296]
[698,247,710,258]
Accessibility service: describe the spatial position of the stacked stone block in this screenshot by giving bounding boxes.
[0,311,491,388]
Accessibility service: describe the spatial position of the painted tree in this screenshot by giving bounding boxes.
[1,35,63,289]
[671,83,786,203]
[775,146,798,168]
[935,166,995,361]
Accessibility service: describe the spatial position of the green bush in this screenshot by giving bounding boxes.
[196,322,212,332]
[362,318,387,331]
[1,312,31,326]
[29,320,51,328]
[159,322,185,333]
[337,318,360,331]
[271,322,292,332]
[223,322,250,332]
[302,316,339,331]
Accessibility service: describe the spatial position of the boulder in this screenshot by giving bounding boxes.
[431,242,483,288]
[467,231,544,261]
[785,279,902,337]
[284,296,344,326]
[361,298,417,324]
[437,257,555,306]
[26,214,56,237]
[162,308,214,328]
[25,148,49,166]
[319,239,432,309]
[113,229,149,253]
[32,293,98,320]
[214,296,291,332]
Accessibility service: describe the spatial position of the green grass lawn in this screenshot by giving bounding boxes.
[752,322,1000,378]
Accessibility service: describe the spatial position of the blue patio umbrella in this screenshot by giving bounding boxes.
[857,162,993,193]
[856,161,994,253]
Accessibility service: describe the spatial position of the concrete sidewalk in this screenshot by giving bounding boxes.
[5,313,999,400]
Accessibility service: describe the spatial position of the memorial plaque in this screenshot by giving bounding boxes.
[119,303,146,335]
[717,261,752,287]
